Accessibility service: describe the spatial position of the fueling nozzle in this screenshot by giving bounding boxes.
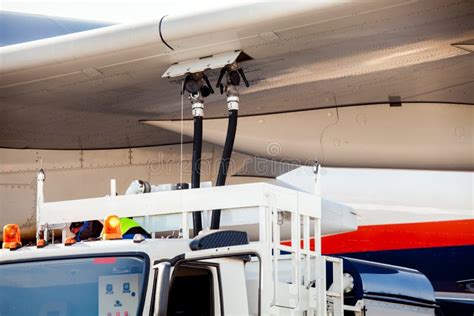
[216,62,250,95]
[183,73,214,97]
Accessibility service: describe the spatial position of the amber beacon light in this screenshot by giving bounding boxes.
[2,224,22,250]
[103,215,122,240]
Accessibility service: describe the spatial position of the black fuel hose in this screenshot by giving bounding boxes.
[210,109,238,229]
[191,116,203,236]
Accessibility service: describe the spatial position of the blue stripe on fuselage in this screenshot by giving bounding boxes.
[337,245,474,293]
[0,11,113,47]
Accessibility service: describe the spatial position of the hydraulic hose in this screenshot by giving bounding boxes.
[210,109,238,229]
[191,115,203,236]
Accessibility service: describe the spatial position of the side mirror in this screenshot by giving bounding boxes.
[154,262,171,316]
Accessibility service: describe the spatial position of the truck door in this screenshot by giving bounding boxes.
[155,258,250,316]
[163,262,221,316]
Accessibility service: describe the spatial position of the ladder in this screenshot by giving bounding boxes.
[261,192,344,315]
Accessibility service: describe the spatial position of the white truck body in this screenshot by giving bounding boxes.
[0,174,437,315]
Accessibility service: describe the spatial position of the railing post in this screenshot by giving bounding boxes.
[36,169,45,243]
[110,179,116,196]
[332,258,344,315]
[181,212,189,239]
[271,202,279,307]
[315,217,326,316]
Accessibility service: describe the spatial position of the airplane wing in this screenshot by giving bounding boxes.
[1,1,473,168]
[145,102,473,170]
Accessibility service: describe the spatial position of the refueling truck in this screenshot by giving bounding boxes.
[0,169,440,316]
[0,54,443,316]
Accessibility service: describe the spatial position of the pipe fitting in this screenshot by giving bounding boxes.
[227,95,240,111]
[192,101,204,117]
[190,92,205,117]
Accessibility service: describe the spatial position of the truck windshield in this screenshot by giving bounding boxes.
[0,256,147,316]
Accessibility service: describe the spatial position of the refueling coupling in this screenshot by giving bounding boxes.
[216,62,250,97]
[210,63,249,230]
[183,73,214,99]
[183,72,213,237]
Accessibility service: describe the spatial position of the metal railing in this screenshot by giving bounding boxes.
[37,174,349,314]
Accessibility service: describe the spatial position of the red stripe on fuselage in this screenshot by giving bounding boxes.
[321,219,474,254]
[282,219,474,254]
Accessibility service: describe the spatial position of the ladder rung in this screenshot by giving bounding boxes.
[300,249,316,256]
[343,305,362,312]
[326,291,341,298]
[276,244,294,252]
[326,257,342,263]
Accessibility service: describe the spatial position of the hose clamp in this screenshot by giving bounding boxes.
[227,95,240,111]
[192,101,204,117]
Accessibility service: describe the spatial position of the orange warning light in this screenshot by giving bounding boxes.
[103,215,122,240]
[64,237,77,246]
[2,224,22,250]
[37,239,47,248]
